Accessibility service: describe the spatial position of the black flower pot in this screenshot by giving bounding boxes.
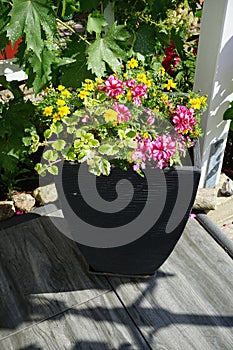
[55,141,201,277]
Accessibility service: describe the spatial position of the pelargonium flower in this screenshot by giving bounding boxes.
[172,105,196,133]
[114,104,132,123]
[131,84,148,106]
[151,135,177,168]
[124,79,136,88]
[104,75,125,98]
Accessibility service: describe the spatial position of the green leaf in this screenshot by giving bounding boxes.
[52,140,66,151]
[79,0,99,12]
[78,151,89,162]
[87,23,130,76]
[7,0,56,52]
[43,149,58,162]
[90,139,99,147]
[47,165,58,175]
[223,107,233,120]
[87,11,107,35]
[50,122,63,135]
[118,129,125,140]
[29,47,56,94]
[60,40,93,88]
[44,129,52,139]
[99,143,112,155]
[126,130,137,138]
[134,24,156,55]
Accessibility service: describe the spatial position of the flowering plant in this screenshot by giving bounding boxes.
[31,58,207,177]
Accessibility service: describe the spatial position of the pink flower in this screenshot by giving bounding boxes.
[114,104,132,123]
[104,75,125,98]
[132,134,177,170]
[81,115,89,123]
[151,135,177,168]
[172,105,196,133]
[124,79,136,88]
[16,210,23,215]
[131,84,147,98]
[189,212,197,219]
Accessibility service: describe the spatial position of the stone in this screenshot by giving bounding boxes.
[33,183,58,205]
[12,193,35,213]
[0,201,15,221]
[193,188,217,210]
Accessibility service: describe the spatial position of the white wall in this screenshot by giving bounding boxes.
[194,0,233,187]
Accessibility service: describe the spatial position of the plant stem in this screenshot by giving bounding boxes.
[56,18,91,45]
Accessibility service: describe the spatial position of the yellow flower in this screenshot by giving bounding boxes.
[159,67,165,76]
[126,90,132,101]
[84,79,94,91]
[137,73,147,84]
[190,98,202,110]
[152,92,157,97]
[147,79,152,88]
[57,85,65,91]
[161,94,168,102]
[56,99,66,106]
[123,73,128,78]
[58,106,70,117]
[127,58,138,69]
[61,89,72,99]
[44,87,50,93]
[43,106,53,116]
[104,109,117,123]
[116,94,123,99]
[164,79,176,91]
[143,132,149,139]
[154,107,159,113]
[78,90,89,99]
[95,78,103,84]
[53,113,61,123]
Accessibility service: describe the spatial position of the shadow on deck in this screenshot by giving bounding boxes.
[0,210,232,349]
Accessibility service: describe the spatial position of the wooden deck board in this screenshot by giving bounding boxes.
[107,219,233,350]
[0,216,110,339]
[0,213,232,349]
[0,292,149,350]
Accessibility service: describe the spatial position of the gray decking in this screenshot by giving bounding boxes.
[0,209,232,350]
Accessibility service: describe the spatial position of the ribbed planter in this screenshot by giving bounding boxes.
[56,141,201,277]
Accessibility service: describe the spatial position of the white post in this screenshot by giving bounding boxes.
[194,0,233,188]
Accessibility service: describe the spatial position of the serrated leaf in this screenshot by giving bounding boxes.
[7,0,56,52]
[29,47,56,93]
[87,23,130,76]
[52,139,66,151]
[47,165,58,175]
[87,11,107,35]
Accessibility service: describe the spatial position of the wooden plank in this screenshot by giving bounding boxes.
[0,292,150,350]
[107,219,233,350]
[0,215,110,340]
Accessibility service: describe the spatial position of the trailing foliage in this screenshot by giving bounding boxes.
[0,0,203,196]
